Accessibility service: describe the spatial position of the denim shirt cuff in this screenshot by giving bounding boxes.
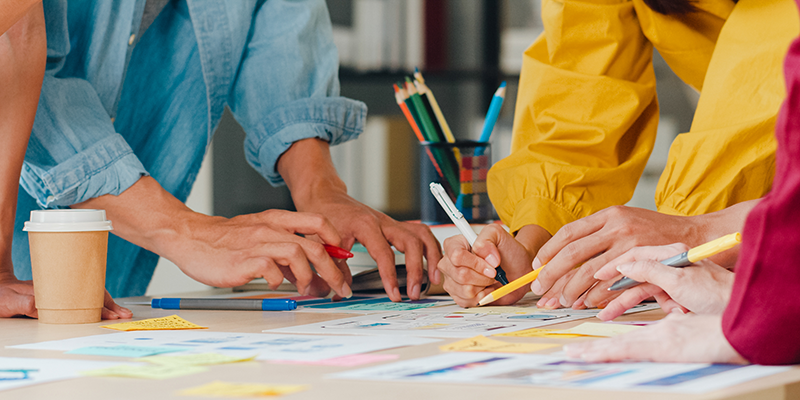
[20,133,150,208]
[245,97,367,186]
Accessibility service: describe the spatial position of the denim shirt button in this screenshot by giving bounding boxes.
[128,34,135,45]
[46,195,55,203]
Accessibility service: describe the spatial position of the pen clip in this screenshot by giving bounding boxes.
[429,183,463,220]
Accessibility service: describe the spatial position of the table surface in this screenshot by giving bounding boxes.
[1,289,798,400]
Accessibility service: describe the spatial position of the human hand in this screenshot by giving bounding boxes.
[439,224,532,307]
[530,206,701,309]
[298,189,441,301]
[163,209,353,298]
[0,273,132,320]
[593,244,735,320]
[565,313,747,364]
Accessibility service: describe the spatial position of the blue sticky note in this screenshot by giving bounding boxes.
[66,345,187,358]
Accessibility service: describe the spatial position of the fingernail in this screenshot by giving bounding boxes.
[530,279,543,295]
[616,263,631,273]
[545,297,559,309]
[485,254,500,268]
[109,312,119,319]
[434,268,442,285]
[392,287,401,301]
[571,298,585,309]
[411,284,421,300]
[671,308,685,315]
[483,267,497,279]
[559,294,569,307]
[584,298,594,309]
[340,282,353,299]
[536,297,547,308]
[532,257,542,270]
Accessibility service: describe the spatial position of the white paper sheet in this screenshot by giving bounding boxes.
[0,357,126,392]
[267,303,660,338]
[332,352,789,394]
[8,331,438,362]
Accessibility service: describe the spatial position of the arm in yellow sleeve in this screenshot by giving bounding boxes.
[489,0,658,235]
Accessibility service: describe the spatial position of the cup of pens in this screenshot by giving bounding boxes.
[420,141,493,224]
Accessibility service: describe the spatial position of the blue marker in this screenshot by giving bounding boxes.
[476,81,507,155]
[135,298,297,311]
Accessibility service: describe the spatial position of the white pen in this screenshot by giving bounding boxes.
[429,183,508,285]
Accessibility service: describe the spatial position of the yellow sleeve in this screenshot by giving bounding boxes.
[489,0,658,235]
[656,0,797,216]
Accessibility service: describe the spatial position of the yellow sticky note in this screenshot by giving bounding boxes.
[440,335,559,354]
[495,328,587,339]
[140,353,256,367]
[549,322,643,337]
[81,364,207,379]
[101,315,207,331]
[179,381,308,397]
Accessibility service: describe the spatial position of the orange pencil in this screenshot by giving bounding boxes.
[394,83,447,183]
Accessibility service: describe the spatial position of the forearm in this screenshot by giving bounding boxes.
[514,225,551,261]
[71,176,203,260]
[0,2,45,277]
[277,138,348,209]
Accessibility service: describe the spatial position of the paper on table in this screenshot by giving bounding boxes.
[549,322,643,337]
[494,328,588,339]
[140,353,256,367]
[269,354,399,367]
[0,357,127,392]
[440,336,559,354]
[81,364,207,379]
[101,315,207,331]
[179,381,308,397]
[66,345,187,358]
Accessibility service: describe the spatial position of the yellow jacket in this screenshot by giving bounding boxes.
[488,0,798,235]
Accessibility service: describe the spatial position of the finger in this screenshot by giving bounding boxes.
[260,258,288,291]
[442,275,492,304]
[291,238,350,298]
[582,277,618,309]
[536,212,607,266]
[471,224,507,271]
[614,259,684,293]
[103,291,132,319]
[653,292,687,314]
[266,242,316,296]
[384,225,425,300]
[356,224,401,302]
[537,269,578,309]
[594,244,691,281]
[270,210,343,248]
[596,283,663,321]
[444,235,499,281]
[0,288,37,318]
[403,222,443,285]
[532,234,610,297]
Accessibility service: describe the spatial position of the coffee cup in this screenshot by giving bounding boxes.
[23,210,112,324]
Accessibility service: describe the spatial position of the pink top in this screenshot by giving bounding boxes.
[721,11,800,365]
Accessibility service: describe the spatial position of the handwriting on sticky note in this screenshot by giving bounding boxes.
[494,328,587,338]
[549,322,643,337]
[67,345,186,358]
[440,335,559,354]
[81,364,206,379]
[179,381,308,397]
[141,353,256,367]
[101,315,207,331]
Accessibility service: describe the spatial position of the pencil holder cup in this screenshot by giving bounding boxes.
[420,141,493,224]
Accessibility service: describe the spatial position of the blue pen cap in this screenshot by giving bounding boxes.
[262,299,297,311]
[151,298,181,309]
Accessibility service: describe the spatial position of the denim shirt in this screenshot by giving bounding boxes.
[13,0,366,297]
[22,0,366,209]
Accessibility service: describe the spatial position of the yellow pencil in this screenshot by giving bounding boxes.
[478,266,544,306]
[414,68,456,144]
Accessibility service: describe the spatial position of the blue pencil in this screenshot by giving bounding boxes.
[476,81,507,155]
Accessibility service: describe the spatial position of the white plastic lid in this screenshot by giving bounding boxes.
[23,210,113,232]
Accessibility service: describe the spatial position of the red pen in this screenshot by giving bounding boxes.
[323,244,354,259]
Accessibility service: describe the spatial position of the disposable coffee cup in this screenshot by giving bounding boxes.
[24,210,112,324]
